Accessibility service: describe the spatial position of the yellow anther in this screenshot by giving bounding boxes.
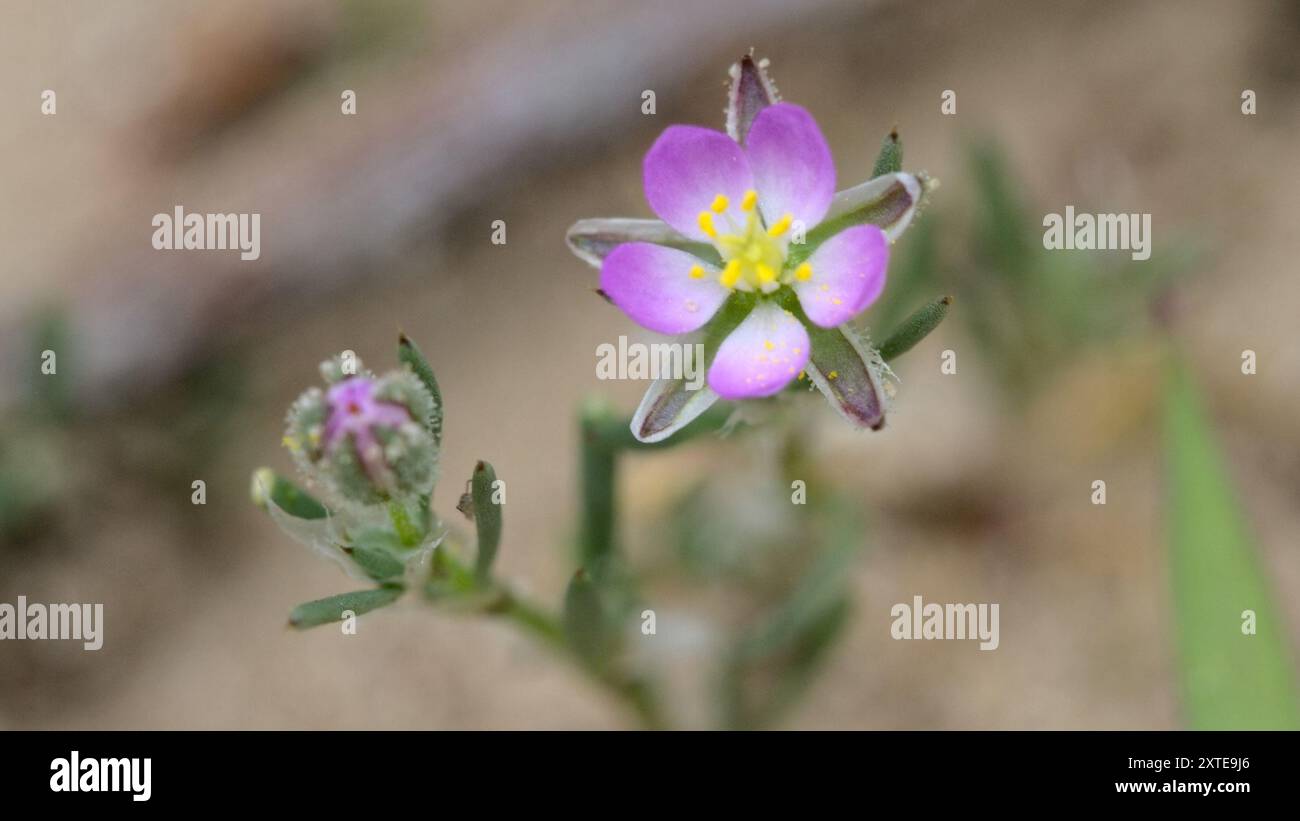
[741,190,758,212]
[756,263,776,284]
[710,194,729,213]
[795,262,813,281]
[689,264,705,279]
[697,211,717,238]
[282,435,301,453]
[720,259,742,288]
[767,213,793,237]
[764,339,775,351]
[828,370,839,380]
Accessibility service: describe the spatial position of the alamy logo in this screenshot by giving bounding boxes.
[890,595,999,651]
[50,751,151,802]
[0,596,103,650]
[595,336,706,391]
[151,206,261,260]
[1042,206,1151,261]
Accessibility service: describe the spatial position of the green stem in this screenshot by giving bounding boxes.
[578,402,619,573]
[431,545,667,728]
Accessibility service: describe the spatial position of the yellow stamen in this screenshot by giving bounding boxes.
[795,262,813,281]
[741,190,758,212]
[764,340,775,351]
[767,213,793,237]
[710,194,729,213]
[688,264,705,279]
[697,211,717,238]
[720,259,742,288]
[828,370,839,380]
[756,263,776,284]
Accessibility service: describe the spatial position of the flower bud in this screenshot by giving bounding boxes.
[284,355,439,506]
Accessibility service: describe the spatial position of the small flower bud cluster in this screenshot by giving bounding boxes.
[284,354,439,507]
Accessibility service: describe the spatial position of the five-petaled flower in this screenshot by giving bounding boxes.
[606,102,886,399]
[568,55,928,442]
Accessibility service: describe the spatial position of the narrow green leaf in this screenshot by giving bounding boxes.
[288,586,403,629]
[472,460,502,581]
[870,129,903,177]
[879,295,952,362]
[250,468,328,520]
[1165,359,1300,729]
[563,569,610,667]
[397,332,444,446]
[346,529,406,581]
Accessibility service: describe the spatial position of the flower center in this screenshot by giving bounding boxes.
[695,190,811,294]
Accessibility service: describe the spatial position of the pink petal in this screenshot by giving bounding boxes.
[707,302,810,399]
[600,242,729,334]
[643,125,754,241]
[744,103,835,231]
[793,225,889,328]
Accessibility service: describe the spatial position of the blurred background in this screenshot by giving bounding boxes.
[1,0,1298,729]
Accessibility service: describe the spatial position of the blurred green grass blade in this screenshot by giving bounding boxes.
[721,499,863,727]
[288,586,403,629]
[1165,359,1300,729]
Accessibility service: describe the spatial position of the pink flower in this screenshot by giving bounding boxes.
[323,377,413,482]
[568,56,928,442]
[601,103,888,400]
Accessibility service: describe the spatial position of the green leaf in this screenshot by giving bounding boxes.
[563,569,611,667]
[471,460,502,581]
[346,529,407,581]
[870,129,903,177]
[288,586,403,629]
[1165,359,1300,729]
[397,332,444,446]
[250,468,328,520]
[879,295,952,362]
